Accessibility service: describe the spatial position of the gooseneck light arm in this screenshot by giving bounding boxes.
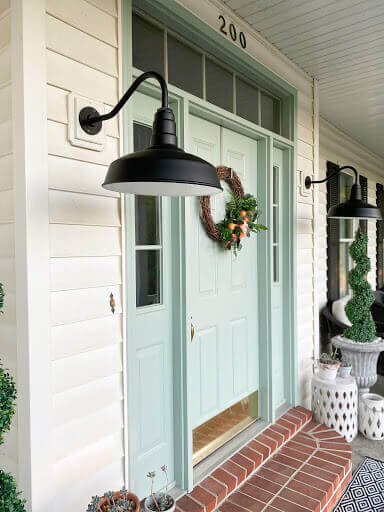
[305,165,359,189]
[79,71,169,135]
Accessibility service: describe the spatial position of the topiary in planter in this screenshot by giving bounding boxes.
[0,469,26,512]
[343,231,376,343]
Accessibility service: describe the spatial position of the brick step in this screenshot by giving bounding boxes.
[176,407,351,512]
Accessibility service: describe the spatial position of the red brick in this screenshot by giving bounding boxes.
[279,487,321,512]
[263,460,296,478]
[229,492,265,511]
[294,405,312,421]
[248,439,271,459]
[218,501,246,512]
[310,456,345,479]
[286,439,315,455]
[263,428,285,447]
[256,466,290,486]
[276,417,297,435]
[287,479,327,509]
[212,468,237,494]
[273,452,302,469]
[177,495,202,512]
[200,476,226,503]
[257,434,279,452]
[189,486,216,512]
[239,446,263,467]
[269,423,290,442]
[279,446,310,463]
[294,433,317,448]
[319,440,351,452]
[240,482,275,504]
[222,460,246,484]
[302,420,321,433]
[316,449,352,468]
[311,430,343,441]
[270,496,311,512]
[231,453,254,476]
[303,462,340,486]
[294,472,334,500]
[248,474,281,495]
[283,411,303,429]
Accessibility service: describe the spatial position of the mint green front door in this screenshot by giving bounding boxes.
[186,115,260,430]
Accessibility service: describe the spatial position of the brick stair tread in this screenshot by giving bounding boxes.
[176,407,352,512]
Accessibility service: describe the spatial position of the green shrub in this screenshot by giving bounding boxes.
[0,364,16,446]
[344,231,376,343]
[0,470,26,512]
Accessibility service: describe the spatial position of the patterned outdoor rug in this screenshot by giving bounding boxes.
[334,457,384,512]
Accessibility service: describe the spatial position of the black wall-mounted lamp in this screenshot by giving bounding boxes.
[305,163,382,220]
[79,71,222,196]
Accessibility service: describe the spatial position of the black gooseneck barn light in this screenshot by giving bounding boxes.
[79,71,222,196]
[305,163,382,220]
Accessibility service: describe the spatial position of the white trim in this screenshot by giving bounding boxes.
[11,0,53,510]
[313,79,320,362]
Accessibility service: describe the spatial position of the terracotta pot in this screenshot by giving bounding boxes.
[97,491,140,512]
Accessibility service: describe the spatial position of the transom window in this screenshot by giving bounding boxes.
[132,11,282,136]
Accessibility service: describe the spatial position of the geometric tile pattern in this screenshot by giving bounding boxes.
[333,457,384,512]
[176,407,352,512]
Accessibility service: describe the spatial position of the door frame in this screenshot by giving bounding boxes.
[122,0,298,492]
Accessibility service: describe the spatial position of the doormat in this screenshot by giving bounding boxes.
[334,457,384,512]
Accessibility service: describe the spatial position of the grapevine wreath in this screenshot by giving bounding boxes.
[200,166,267,255]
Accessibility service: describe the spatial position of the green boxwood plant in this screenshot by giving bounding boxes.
[0,287,26,512]
[344,231,376,343]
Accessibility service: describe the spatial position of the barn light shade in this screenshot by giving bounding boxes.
[79,71,222,196]
[305,163,382,220]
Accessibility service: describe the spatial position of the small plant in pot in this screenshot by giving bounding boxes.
[338,357,352,378]
[144,466,175,512]
[318,351,340,380]
[86,489,140,512]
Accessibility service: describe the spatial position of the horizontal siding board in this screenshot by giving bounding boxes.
[0,119,11,156]
[46,51,118,105]
[53,373,123,426]
[46,0,117,46]
[50,256,121,292]
[48,120,119,165]
[0,189,13,223]
[49,190,121,227]
[0,13,10,49]
[86,0,118,17]
[52,314,122,360]
[54,431,123,493]
[48,155,118,197]
[0,224,14,257]
[46,15,118,77]
[0,83,11,123]
[54,402,123,461]
[53,343,122,393]
[50,225,121,257]
[0,45,10,85]
[51,285,122,326]
[47,85,119,138]
[0,154,12,190]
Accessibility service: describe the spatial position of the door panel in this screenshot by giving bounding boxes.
[188,116,259,429]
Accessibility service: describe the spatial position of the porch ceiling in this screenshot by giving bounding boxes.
[221,0,384,158]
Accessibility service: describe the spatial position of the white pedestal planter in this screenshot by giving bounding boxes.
[312,373,358,442]
[359,393,384,440]
[332,336,384,394]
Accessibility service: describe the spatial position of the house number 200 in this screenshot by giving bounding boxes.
[218,15,246,49]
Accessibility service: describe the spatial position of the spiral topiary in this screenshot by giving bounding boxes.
[343,231,376,343]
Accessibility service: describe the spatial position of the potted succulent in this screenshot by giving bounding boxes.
[332,231,384,393]
[144,466,175,512]
[86,489,140,512]
[318,351,340,380]
[338,358,352,378]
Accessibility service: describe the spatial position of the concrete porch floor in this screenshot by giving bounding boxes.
[351,376,384,471]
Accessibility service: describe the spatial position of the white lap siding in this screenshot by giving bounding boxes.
[0,1,18,479]
[45,1,125,510]
[318,118,384,313]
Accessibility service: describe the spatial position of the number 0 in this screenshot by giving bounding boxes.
[229,23,237,41]
[239,31,246,49]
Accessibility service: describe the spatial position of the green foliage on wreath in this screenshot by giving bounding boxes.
[216,192,267,255]
[343,231,376,343]
[0,470,26,512]
[0,283,4,313]
[0,362,17,446]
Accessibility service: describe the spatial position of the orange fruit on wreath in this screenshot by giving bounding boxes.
[228,222,235,231]
[244,217,249,222]
[240,210,247,218]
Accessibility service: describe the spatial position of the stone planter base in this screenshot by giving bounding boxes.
[332,336,384,394]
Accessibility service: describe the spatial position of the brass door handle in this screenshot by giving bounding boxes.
[191,322,195,341]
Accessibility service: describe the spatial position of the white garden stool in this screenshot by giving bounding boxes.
[311,373,358,442]
[359,393,384,440]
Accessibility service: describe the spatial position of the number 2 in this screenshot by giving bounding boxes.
[219,15,227,35]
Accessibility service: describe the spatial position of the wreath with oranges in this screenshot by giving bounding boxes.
[200,166,267,255]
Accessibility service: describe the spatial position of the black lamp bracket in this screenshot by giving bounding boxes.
[305,165,359,190]
[79,71,169,135]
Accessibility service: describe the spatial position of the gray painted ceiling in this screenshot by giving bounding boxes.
[222,0,384,157]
